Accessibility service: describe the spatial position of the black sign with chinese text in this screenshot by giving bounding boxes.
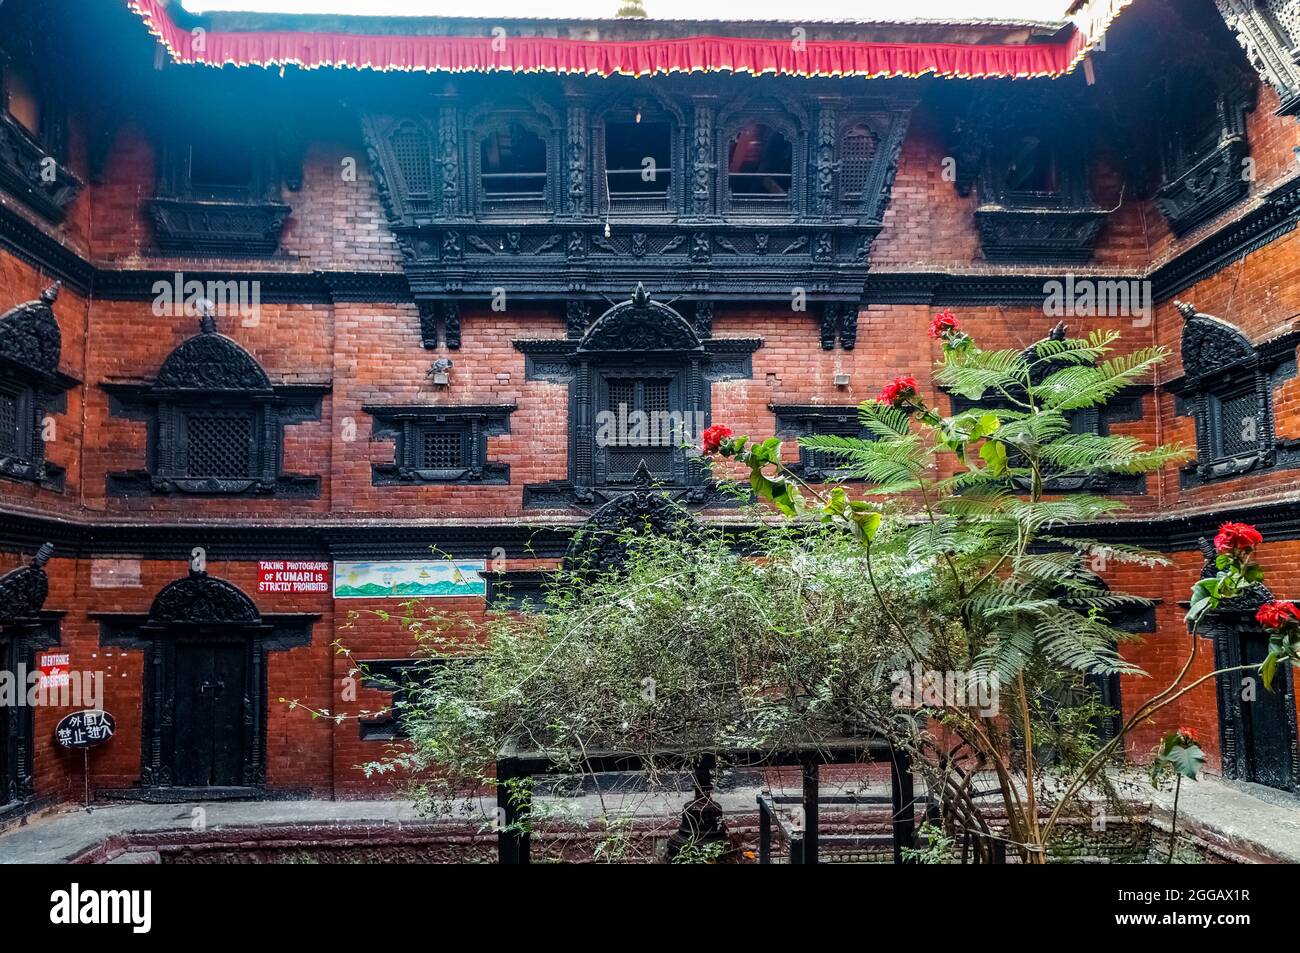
[55,710,115,749]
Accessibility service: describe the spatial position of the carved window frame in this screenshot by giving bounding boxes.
[1172,302,1299,485]
[771,405,871,482]
[1153,70,1256,236]
[104,314,325,498]
[593,95,684,219]
[364,404,513,486]
[471,111,558,218]
[0,33,80,223]
[717,109,804,218]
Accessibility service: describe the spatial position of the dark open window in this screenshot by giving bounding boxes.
[187,139,257,201]
[480,122,547,204]
[728,122,792,205]
[605,120,671,211]
[1000,136,1060,199]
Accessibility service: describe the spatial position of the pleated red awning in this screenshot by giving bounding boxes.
[126,0,1134,80]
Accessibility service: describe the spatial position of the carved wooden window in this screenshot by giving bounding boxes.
[390,122,434,200]
[599,373,681,484]
[480,121,547,210]
[365,404,513,486]
[1171,302,1298,485]
[727,122,792,207]
[1207,387,1261,462]
[104,311,324,497]
[0,381,32,462]
[179,407,258,480]
[771,405,869,482]
[839,124,876,205]
[605,120,672,212]
[998,136,1062,203]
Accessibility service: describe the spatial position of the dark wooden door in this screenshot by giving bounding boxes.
[172,642,247,787]
[1240,631,1294,790]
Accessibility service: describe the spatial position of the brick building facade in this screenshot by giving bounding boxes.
[2,0,1300,813]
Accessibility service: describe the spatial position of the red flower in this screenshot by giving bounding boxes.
[1177,726,1198,743]
[929,310,961,339]
[1214,521,1263,555]
[878,375,919,408]
[701,424,733,455]
[1256,600,1300,630]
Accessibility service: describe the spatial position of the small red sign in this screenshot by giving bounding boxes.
[38,652,70,689]
[257,560,330,594]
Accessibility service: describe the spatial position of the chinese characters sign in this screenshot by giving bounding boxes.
[55,710,115,749]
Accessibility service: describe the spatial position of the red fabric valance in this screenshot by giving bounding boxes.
[127,0,1114,80]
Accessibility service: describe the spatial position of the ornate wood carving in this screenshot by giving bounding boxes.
[147,567,261,626]
[148,198,291,258]
[1173,300,1300,485]
[356,84,914,307]
[0,114,82,223]
[1155,80,1257,236]
[516,285,758,509]
[0,542,52,622]
[365,403,513,486]
[0,283,74,490]
[563,462,704,575]
[1216,0,1300,115]
[104,306,325,497]
[819,302,858,351]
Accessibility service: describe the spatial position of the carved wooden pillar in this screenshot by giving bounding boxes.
[812,99,840,218]
[436,95,462,218]
[563,91,589,217]
[689,98,717,218]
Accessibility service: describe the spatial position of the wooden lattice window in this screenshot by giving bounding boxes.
[840,124,876,204]
[0,387,22,458]
[181,410,257,480]
[1207,387,1262,463]
[603,375,677,482]
[419,428,466,471]
[390,123,434,198]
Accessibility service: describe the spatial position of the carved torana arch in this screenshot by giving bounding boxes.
[564,462,703,574]
[579,283,702,354]
[147,567,262,627]
[0,543,52,623]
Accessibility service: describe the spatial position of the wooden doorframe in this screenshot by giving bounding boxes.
[1208,612,1300,791]
[138,622,270,791]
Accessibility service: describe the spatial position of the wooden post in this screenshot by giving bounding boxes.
[496,758,531,864]
[801,755,819,865]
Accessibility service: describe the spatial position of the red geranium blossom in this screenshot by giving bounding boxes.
[1177,726,1198,743]
[929,310,961,339]
[1256,600,1300,630]
[878,375,919,408]
[1214,521,1263,555]
[701,424,733,455]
